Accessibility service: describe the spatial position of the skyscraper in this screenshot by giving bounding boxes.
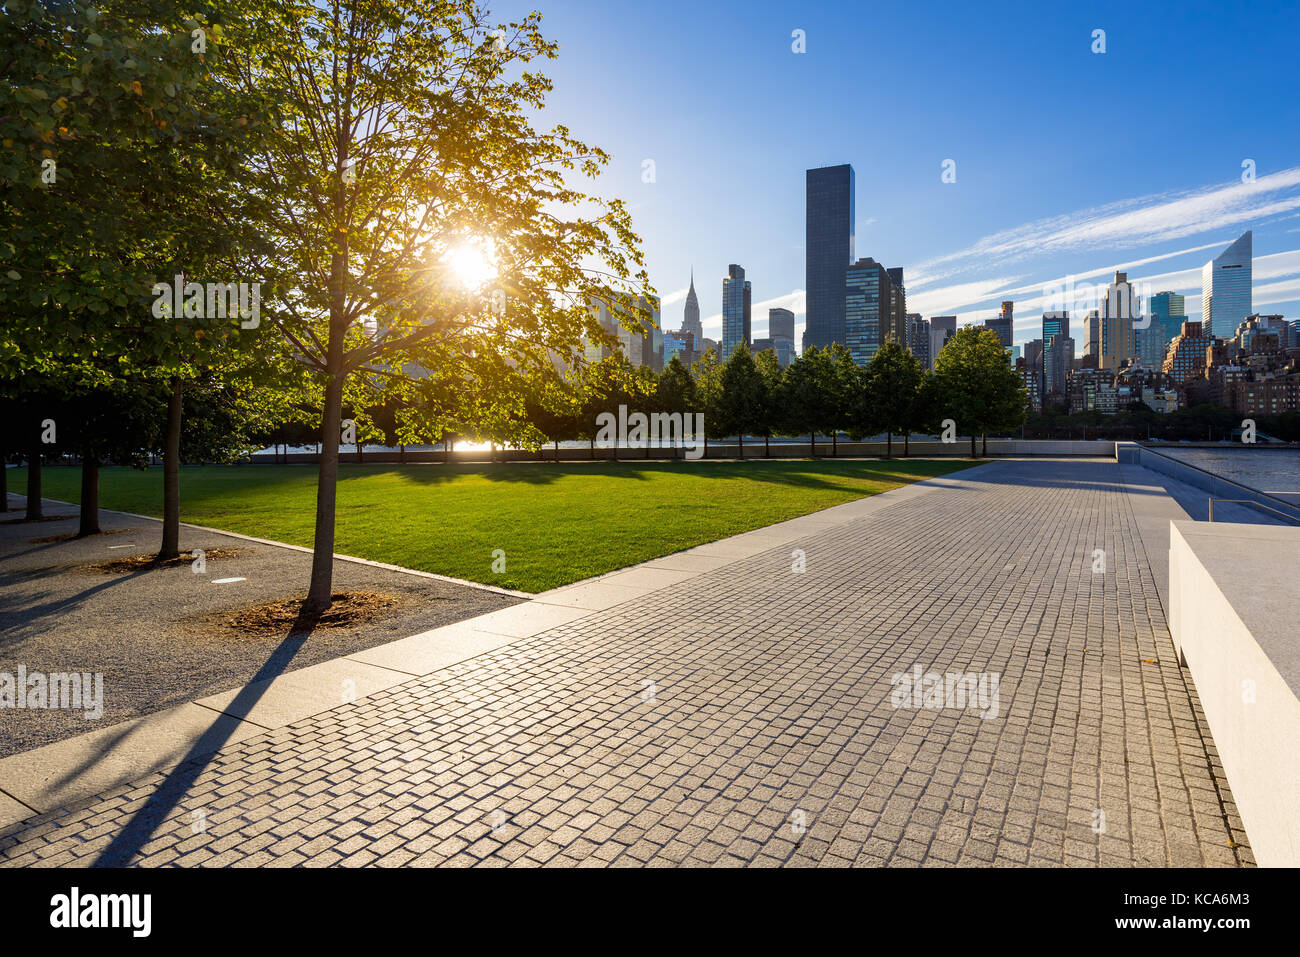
[887,268,907,348]
[1143,291,1185,368]
[1042,310,1067,347]
[844,258,902,365]
[1042,311,1070,399]
[1150,290,1186,322]
[768,308,796,366]
[681,269,703,342]
[1099,271,1138,370]
[982,300,1014,349]
[721,264,751,359]
[907,314,931,370]
[930,315,957,365]
[805,164,855,352]
[1202,230,1252,338]
[1080,309,1100,361]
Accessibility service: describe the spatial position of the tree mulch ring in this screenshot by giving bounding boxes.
[1,514,78,524]
[219,591,405,637]
[89,548,244,574]
[30,527,137,545]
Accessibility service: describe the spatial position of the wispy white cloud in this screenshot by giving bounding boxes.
[900,168,1300,340]
[909,167,1300,291]
[658,285,689,307]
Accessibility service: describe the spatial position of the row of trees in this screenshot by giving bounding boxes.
[506,329,1028,459]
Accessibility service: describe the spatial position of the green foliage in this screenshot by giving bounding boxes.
[656,355,698,414]
[718,346,764,441]
[865,336,923,439]
[931,326,1027,438]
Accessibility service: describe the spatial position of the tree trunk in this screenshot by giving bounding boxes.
[886,431,892,459]
[158,376,183,560]
[982,433,987,457]
[970,434,977,458]
[356,441,363,463]
[765,434,770,457]
[832,431,838,457]
[737,433,743,460]
[400,443,406,464]
[904,432,910,456]
[25,446,42,520]
[305,370,345,614]
[78,456,100,537]
[809,432,816,458]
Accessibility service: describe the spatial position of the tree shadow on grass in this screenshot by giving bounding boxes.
[90,604,323,867]
[372,457,980,494]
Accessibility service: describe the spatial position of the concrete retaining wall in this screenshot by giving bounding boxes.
[1168,521,1300,866]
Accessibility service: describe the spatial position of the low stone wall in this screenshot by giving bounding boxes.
[248,438,1115,465]
[1169,520,1300,867]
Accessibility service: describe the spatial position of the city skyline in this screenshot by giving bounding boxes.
[492,0,1300,347]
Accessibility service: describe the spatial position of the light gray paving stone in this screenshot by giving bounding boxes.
[0,704,267,813]
[195,659,410,729]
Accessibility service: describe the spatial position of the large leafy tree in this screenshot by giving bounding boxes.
[0,0,283,553]
[780,345,855,456]
[219,0,650,612]
[55,375,167,535]
[753,349,783,457]
[865,335,924,458]
[932,326,1027,456]
[655,355,697,459]
[718,346,764,458]
[691,348,726,454]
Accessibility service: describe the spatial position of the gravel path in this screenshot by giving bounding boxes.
[0,495,521,757]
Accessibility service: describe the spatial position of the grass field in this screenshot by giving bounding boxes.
[14,458,980,592]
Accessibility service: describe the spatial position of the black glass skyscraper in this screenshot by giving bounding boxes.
[805,164,855,352]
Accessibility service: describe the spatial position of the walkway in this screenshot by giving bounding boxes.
[0,459,1251,866]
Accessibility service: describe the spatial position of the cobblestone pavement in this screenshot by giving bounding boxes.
[0,459,1251,867]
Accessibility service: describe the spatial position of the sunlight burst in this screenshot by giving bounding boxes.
[444,241,497,290]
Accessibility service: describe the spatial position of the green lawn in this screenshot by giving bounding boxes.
[16,458,980,592]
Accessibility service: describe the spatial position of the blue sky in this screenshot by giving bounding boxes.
[495,0,1300,346]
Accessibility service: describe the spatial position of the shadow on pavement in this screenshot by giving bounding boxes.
[91,606,323,867]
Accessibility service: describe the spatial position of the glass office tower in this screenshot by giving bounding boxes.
[1201,231,1252,338]
[721,264,751,359]
[1143,291,1185,367]
[845,258,891,365]
[805,165,855,352]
